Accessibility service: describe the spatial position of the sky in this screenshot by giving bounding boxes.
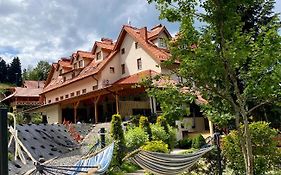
[0,0,280,69]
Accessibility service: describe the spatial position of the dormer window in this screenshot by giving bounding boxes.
[121,48,125,54]
[74,63,78,69]
[72,72,75,79]
[96,51,102,60]
[59,69,62,75]
[159,38,167,48]
[79,60,83,68]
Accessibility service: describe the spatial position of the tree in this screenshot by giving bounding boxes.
[24,61,51,81]
[7,57,22,86]
[0,57,7,83]
[147,0,281,174]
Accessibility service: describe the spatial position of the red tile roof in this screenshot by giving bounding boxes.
[119,25,171,62]
[23,81,45,88]
[42,51,118,94]
[1,87,43,102]
[77,51,95,59]
[43,24,171,94]
[114,70,158,85]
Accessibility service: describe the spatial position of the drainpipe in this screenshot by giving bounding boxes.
[91,75,99,88]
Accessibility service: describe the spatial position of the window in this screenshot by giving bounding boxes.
[55,97,59,102]
[72,72,75,79]
[76,90,80,96]
[48,100,51,104]
[71,92,75,97]
[93,85,98,90]
[121,48,125,54]
[159,38,167,48]
[135,42,138,49]
[121,64,125,74]
[59,69,62,75]
[74,63,78,69]
[82,89,86,94]
[63,76,66,82]
[65,94,69,99]
[137,58,142,70]
[110,67,115,73]
[79,60,83,67]
[60,96,64,100]
[96,51,102,60]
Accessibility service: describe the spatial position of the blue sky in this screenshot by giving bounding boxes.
[0,0,280,69]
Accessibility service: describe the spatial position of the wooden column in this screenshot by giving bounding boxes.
[94,96,100,124]
[208,118,214,136]
[115,94,119,114]
[73,101,80,123]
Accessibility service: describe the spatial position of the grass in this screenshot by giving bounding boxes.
[0,83,14,89]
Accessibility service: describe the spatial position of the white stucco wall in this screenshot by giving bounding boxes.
[98,54,121,88]
[44,76,98,103]
[120,33,162,78]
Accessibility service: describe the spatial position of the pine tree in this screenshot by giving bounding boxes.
[7,57,22,86]
[0,57,7,83]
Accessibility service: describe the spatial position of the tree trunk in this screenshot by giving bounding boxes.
[242,115,254,175]
[235,112,249,174]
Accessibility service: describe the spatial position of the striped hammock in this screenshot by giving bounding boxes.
[130,146,214,175]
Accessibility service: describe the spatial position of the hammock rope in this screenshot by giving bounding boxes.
[130,146,214,175]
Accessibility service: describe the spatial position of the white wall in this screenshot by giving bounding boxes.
[120,33,162,78]
[45,76,98,103]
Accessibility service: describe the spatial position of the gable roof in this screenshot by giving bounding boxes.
[42,51,118,94]
[114,25,171,63]
[148,24,172,40]
[91,38,115,53]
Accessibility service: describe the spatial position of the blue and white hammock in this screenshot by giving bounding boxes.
[32,143,114,175]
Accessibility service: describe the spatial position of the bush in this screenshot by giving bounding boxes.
[177,137,192,149]
[223,121,281,175]
[110,114,125,166]
[125,127,149,151]
[167,125,177,149]
[141,140,169,153]
[151,124,169,142]
[139,116,152,141]
[156,115,169,133]
[192,134,206,149]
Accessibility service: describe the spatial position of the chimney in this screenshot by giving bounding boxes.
[101,38,113,44]
[140,27,147,41]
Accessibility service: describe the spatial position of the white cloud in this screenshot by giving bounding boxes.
[0,0,179,69]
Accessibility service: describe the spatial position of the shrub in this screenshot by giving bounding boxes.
[142,140,169,153]
[125,127,149,151]
[192,134,206,149]
[167,125,177,149]
[156,115,169,133]
[177,137,192,149]
[151,124,169,142]
[110,114,125,166]
[139,116,152,140]
[223,121,281,175]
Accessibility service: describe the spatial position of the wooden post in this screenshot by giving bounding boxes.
[0,108,8,175]
[73,101,80,123]
[94,96,100,124]
[115,94,119,114]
